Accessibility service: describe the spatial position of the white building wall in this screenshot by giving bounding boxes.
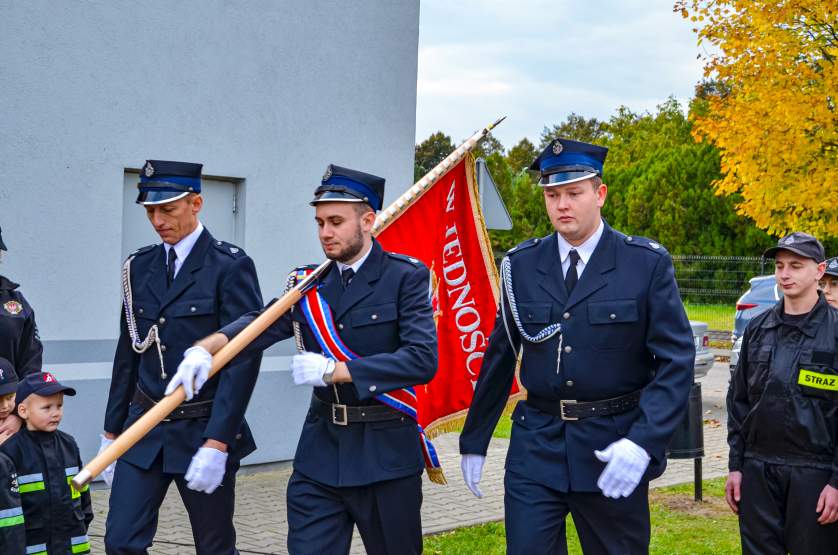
[0,0,419,468]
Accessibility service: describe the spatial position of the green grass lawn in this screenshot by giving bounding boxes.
[423,477,740,554]
[683,302,735,333]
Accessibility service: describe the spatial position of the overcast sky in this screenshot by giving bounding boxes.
[415,0,706,148]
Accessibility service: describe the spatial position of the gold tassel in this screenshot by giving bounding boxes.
[427,466,448,485]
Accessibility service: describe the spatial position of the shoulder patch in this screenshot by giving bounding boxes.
[128,244,156,259]
[213,240,246,258]
[507,237,541,255]
[624,235,667,254]
[386,252,423,267]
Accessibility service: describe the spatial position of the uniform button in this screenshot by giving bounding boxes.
[520,415,526,421]
[627,236,633,241]
[217,241,222,245]
[564,345,572,353]
[563,312,570,320]
[158,317,166,325]
[338,323,344,330]
[190,306,197,313]
[160,345,167,352]
[371,314,378,320]
[235,433,242,440]
[527,313,533,319]
[369,385,377,392]
[138,308,144,314]
[565,380,574,387]
[609,313,617,320]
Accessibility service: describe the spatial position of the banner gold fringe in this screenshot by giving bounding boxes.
[427,467,448,485]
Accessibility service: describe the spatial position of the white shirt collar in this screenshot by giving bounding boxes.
[336,242,373,275]
[557,219,604,267]
[164,221,204,274]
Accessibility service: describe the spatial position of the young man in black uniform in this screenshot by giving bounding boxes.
[168,165,438,555]
[727,232,838,554]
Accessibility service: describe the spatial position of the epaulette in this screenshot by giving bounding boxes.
[128,244,156,259]
[386,252,423,267]
[212,240,246,258]
[624,235,667,254]
[506,237,541,255]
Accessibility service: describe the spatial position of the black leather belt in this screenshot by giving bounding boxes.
[526,390,642,421]
[132,387,213,421]
[310,396,404,426]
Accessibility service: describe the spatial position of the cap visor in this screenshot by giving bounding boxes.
[540,171,597,187]
[310,191,366,206]
[762,245,820,262]
[0,382,18,396]
[136,191,190,205]
[36,383,77,397]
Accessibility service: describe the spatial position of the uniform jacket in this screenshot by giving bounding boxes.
[460,223,695,492]
[220,240,438,487]
[728,294,838,487]
[0,428,92,555]
[0,276,42,377]
[104,228,263,473]
[0,452,25,554]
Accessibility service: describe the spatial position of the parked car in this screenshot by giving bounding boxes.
[690,320,714,379]
[730,335,742,373]
[732,275,780,342]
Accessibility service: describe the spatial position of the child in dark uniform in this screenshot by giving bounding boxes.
[0,357,24,553]
[0,372,92,554]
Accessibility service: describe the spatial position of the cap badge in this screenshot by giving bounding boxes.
[783,235,795,245]
[229,247,239,254]
[552,141,563,155]
[322,166,333,182]
[649,242,661,249]
[830,260,837,269]
[143,162,155,178]
[43,373,56,383]
[3,301,22,315]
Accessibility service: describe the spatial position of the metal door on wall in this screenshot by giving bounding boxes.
[121,171,240,261]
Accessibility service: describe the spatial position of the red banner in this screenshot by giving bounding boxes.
[377,154,520,435]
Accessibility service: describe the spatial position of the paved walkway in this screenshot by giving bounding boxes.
[88,362,732,554]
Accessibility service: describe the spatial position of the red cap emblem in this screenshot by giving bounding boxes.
[42,373,56,383]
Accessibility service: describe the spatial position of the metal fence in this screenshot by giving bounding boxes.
[673,255,768,337]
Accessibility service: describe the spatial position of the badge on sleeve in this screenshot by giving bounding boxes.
[3,300,22,315]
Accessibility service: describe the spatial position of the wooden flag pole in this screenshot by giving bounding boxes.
[73,116,505,490]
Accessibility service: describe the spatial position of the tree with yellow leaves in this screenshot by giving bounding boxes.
[677,1,837,236]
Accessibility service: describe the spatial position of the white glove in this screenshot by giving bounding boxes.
[291,352,335,387]
[461,454,486,498]
[185,447,228,494]
[594,438,651,498]
[165,346,212,400]
[98,434,116,487]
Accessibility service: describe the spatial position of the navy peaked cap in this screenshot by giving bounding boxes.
[311,164,386,211]
[136,160,203,205]
[530,138,608,187]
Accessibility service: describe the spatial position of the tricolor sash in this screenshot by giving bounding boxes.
[294,268,446,484]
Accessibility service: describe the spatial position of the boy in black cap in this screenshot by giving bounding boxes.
[0,357,20,445]
[0,372,92,554]
[0,357,24,553]
[820,256,838,308]
[727,232,838,554]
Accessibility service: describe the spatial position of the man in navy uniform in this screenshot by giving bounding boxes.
[167,165,438,554]
[101,160,263,554]
[459,139,695,553]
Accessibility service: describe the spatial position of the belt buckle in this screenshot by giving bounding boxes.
[332,404,348,426]
[559,400,578,421]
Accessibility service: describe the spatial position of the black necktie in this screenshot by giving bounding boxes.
[565,249,580,294]
[166,248,177,287]
[341,268,355,290]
